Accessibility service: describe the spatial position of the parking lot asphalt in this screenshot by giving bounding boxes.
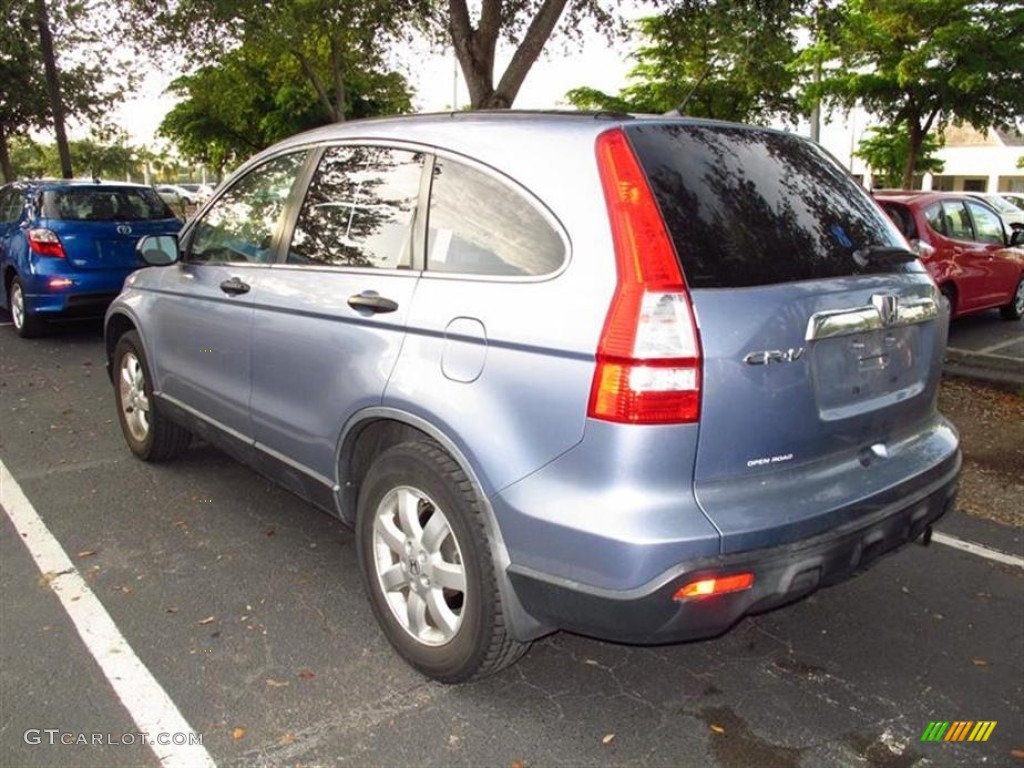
[1,317,1022,768]
[945,311,1023,387]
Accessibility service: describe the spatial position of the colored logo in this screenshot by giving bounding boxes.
[921,721,996,742]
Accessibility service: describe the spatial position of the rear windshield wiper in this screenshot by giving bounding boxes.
[852,245,918,268]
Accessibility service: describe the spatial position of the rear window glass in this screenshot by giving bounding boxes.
[626,124,916,288]
[41,187,176,221]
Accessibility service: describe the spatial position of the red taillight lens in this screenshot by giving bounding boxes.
[28,228,66,258]
[588,128,701,424]
[674,573,754,600]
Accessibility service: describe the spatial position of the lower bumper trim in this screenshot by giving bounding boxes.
[508,458,959,645]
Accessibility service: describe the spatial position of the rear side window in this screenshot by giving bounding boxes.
[924,203,946,236]
[426,158,564,277]
[0,189,23,222]
[625,124,911,288]
[288,145,423,269]
[41,187,175,221]
[881,203,916,239]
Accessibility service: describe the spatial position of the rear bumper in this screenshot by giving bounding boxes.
[22,268,131,318]
[507,448,960,644]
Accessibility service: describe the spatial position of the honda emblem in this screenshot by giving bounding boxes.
[871,294,900,327]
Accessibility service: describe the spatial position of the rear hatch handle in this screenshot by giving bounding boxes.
[852,245,918,268]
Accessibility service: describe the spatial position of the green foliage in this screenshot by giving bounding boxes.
[7,134,144,180]
[565,1,806,124]
[854,124,944,188]
[798,0,1024,187]
[0,0,137,180]
[158,44,412,173]
[121,0,416,168]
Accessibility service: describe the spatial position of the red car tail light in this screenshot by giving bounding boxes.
[588,128,702,424]
[28,228,67,258]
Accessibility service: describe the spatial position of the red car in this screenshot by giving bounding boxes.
[875,191,1024,320]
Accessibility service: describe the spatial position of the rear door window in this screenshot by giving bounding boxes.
[625,123,912,288]
[942,201,974,241]
[288,145,423,269]
[426,158,565,277]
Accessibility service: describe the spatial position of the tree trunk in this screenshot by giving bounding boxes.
[34,0,73,179]
[329,38,347,122]
[0,123,13,183]
[449,0,570,110]
[296,52,341,122]
[902,121,923,190]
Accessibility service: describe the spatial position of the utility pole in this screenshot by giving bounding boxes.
[34,0,73,178]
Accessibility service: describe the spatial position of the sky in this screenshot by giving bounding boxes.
[107,9,872,178]
[112,23,642,148]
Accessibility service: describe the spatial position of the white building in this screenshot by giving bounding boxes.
[815,111,1024,193]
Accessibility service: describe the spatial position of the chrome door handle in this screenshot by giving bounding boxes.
[348,293,399,313]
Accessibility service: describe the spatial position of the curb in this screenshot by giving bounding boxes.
[944,347,1024,388]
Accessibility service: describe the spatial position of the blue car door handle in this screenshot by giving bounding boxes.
[220,277,250,296]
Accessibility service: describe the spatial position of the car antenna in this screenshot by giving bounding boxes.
[666,62,715,117]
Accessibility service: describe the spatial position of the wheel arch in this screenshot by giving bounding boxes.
[938,280,959,316]
[335,407,554,643]
[104,310,141,382]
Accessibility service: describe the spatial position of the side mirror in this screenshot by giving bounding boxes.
[137,234,180,266]
[1010,228,1024,247]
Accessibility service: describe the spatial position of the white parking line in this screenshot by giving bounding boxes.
[0,460,216,768]
[0,321,13,327]
[975,337,1024,355]
[932,531,1024,568]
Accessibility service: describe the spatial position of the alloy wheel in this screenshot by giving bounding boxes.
[119,352,151,443]
[11,282,24,330]
[371,486,467,646]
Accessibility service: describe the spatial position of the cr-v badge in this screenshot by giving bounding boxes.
[743,348,805,365]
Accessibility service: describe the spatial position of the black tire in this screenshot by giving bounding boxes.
[112,330,191,461]
[9,276,45,338]
[355,440,529,683]
[999,276,1023,321]
[940,283,957,317]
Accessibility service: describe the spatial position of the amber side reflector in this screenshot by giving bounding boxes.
[674,573,754,600]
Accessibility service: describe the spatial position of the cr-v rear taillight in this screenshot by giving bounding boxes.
[588,128,701,424]
[27,228,67,258]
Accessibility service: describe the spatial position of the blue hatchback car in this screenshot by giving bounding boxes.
[0,180,182,337]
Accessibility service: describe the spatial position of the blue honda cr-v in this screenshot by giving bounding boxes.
[104,112,961,683]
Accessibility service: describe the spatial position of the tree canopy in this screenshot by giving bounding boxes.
[800,0,1024,188]
[566,0,805,124]
[854,124,945,188]
[158,43,412,175]
[0,0,134,181]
